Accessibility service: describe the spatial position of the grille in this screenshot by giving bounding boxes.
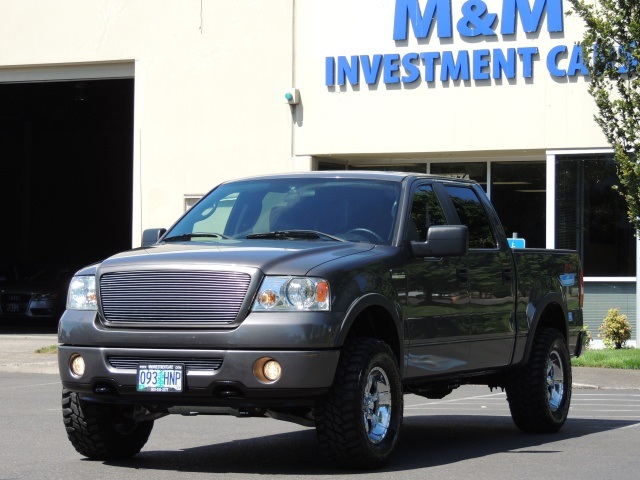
[108,356,223,372]
[99,270,251,327]
[0,293,31,314]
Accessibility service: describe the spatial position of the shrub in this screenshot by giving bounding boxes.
[598,307,632,349]
[581,326,592,349]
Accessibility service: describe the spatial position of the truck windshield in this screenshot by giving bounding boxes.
[165,178,401,245]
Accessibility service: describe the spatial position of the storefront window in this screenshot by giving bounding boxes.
[430,162,487,190]
[350,164,427,173]
[490,162,546,248]
[556,155,636,277]
[317,162,346,171]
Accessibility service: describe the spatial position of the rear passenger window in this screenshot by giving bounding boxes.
[407,185,447,242]
[445,186,497,249]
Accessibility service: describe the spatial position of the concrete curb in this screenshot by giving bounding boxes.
[0,358,58,375]
[0,333,59,375]
[572,366,640,390]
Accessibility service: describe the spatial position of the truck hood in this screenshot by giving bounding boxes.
[98,239,376,276]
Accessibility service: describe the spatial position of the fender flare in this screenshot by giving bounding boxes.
[519,291,570,365]
[334,293,403,361]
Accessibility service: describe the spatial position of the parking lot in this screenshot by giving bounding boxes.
[1,373,639,480]
[1,331,640,480]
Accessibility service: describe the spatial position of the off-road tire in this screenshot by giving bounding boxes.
[315,337,403,469]
[61,388,154,459]
[506,328,572,433]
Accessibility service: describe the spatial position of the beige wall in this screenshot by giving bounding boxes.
[0,0,608,245]
[293,0,607,157]
[0,0,296,244]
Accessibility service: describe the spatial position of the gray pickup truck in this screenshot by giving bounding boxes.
[58,171,585,469]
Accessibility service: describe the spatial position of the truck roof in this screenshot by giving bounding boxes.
[220,170,478,185]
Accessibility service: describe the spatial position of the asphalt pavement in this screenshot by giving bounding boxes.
[1,332,639,389]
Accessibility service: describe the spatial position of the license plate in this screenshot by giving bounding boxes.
[137,364,184,393]
[7,303,20,312]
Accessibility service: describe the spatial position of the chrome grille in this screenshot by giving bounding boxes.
[108,356,223,372]
[99,270,251,327]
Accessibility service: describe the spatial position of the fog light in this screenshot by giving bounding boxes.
[263,360,282,382]
[70,355,85,377]
[253,357,282,383]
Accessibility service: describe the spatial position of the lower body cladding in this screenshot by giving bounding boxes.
[58,345,340,423]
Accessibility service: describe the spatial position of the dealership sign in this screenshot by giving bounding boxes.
[325,0,587,86]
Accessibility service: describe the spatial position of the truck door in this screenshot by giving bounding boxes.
[443,184,516,369]
[403,183,471,378]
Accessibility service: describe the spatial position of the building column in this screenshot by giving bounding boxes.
[545,153,555,249]
[291,155,315,171]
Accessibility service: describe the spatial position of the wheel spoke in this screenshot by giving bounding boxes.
[377,387,392,406]
[362,366,393,444]
[546,351,565,411]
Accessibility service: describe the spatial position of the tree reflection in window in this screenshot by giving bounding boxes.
[445,186,497,249]
[409,186,446,242]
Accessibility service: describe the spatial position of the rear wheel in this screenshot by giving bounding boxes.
[315,338,403,469]
[62,389,154,459]
[506,328,572,433]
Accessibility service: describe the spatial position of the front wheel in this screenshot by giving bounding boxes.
[61,389,154,459]
[315,338,403,469]
[506,328,572,433]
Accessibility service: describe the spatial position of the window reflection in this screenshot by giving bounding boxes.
[490,162,546,248]
[445,186,498,249]
[556,155,636,277]
[408,185,447,242]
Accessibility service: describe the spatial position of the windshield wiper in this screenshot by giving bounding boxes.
[163,232,228,242]
[246,230,345,242]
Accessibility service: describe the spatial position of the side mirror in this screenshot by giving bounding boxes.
[141,228,167,247]
[411,225,469,257]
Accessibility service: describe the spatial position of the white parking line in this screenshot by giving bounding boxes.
[2,381,61,390]
[574,393,640,397]
[404,391,640,418]
[618,422,640,429]
[406,392,506,409]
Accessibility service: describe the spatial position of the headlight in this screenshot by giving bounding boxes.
[67,275,97,310]
[252,276,330,311]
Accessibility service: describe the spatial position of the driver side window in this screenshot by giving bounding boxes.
[407,185,447,242]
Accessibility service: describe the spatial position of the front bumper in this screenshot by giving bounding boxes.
[58,345,340,408]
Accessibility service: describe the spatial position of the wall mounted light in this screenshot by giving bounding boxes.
[284,88,300,105]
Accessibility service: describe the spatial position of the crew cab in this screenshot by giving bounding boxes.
[58,171,585,469]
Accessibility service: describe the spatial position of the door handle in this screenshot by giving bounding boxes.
[456,268,469,286]
[502,268,513,284]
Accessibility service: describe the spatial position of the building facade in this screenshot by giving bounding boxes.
[0,0,636,344]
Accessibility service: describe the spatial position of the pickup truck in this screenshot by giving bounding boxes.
[58,171,585,469]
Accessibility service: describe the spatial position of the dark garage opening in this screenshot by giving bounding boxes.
[0,78,134,323]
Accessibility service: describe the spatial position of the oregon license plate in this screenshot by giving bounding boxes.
[137,364,184,393]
